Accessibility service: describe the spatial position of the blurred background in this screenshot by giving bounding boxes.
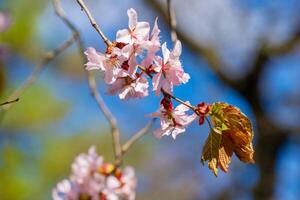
[1,0,300,199]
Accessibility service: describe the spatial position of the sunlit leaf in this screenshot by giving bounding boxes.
[201,128,222,176]
[201,102,255,176]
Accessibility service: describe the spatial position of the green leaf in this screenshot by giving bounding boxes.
[201,128,222,177]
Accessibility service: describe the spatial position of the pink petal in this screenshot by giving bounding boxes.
[119,86,132,99]
[152,71,162,92]
[174,102,191,113]
[116,29,131,43]
[151,17,160,40]
[135,21,150,41]
[162,42,170,64]
[128,55,137,76]
[141,51,155,67]
[161,118,171,130]
[153,128,164,138]
[104,65,122,84]
[161,79,173,94]
[134,77,149,95]
[127,8,137,30]
[84,47,105,71]
[182,72,190,83]
[106,79,125,95]
[106,176,121,189]
[171,127,185,139]
[153,56,163,72]
[170,40,182,58]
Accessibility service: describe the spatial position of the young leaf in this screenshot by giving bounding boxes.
[201,128,222,176]
[202,102,255,176]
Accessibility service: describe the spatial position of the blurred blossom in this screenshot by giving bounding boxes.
[53,146,137,200]
[0,11,11,32]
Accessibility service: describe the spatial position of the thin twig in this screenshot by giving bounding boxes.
[76,0,112,46]
[0,98,19,106]
[54,0,122,164]
[2,34,77,111]
[87,74,122,165]
[161,88,196,110]
[167,0,178,44]
[52,0,85,63]
[122,119,155,154]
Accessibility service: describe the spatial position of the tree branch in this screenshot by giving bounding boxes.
[76,0,112,46]
[87,74,122,165]
[54,0,122,164]
[167,0,177,44]
[1,34,77,112]
[0,98,19,106]
[122,119,155,154]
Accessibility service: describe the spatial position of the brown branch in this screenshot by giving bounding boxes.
[122,119,155,154]
[76,0,112,46]
[167,0,178,44]
[2,34,77,111]
[87,74,122,165]
[0,98,19,106]
[54,0,122,164]
[263,22,300,56]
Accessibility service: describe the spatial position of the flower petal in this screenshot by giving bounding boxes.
[162,42,170,64]
[116,29,131,43]
[171,40,182,58]
[84,47,105,71]
[127,8,137,30]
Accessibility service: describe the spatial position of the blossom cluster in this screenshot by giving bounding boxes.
[53,146,137,200]
[85,8,200,139]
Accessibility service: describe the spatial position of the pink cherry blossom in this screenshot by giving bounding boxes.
[53,146,137,200]
[70,146,106,199]
[141,17,161,67]
[102,167,136,200]
[52,179,78,200]
[85,47,128,84]
[152,40,190,95]
[107,76,149,100]
[85,47,106,71]
[116,8,150,44]
[116,8,152,75]
[149,102,196,139]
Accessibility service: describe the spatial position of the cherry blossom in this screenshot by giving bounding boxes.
[52,146,137,200]
[149,99,197,139]
[52,179,78,200]
[152,40,190,95]
[116,8,150,44]
[107,76,149,100]
[141,17,161,67]
[85,46,128,84]
[102,167,136,200]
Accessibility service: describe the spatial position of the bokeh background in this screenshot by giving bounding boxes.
[1,0,300,199]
